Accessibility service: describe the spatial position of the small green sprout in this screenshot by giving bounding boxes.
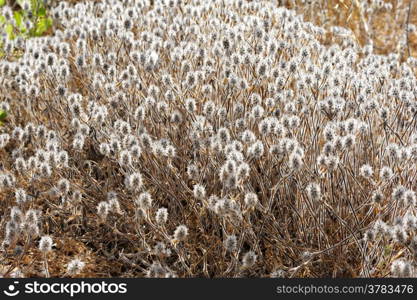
[0,110,7,126]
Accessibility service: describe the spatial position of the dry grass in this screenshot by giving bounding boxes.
[0,0,416,278]
[287,0,417,56]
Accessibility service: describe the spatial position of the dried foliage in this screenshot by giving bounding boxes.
[0,0,417,278]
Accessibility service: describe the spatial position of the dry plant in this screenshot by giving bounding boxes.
[286,0,417,58]
[0,0,416,278]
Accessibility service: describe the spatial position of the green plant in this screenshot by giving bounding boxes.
[0,0,52,56]
[0,109,7,126]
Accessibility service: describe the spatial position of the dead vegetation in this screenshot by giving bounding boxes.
[0,0,416,278]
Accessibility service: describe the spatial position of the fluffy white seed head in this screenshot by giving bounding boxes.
[97,201,109,220]
[380,166,393,181]
[224,235,238,253]
[193,184,206,199]
[66,258,85,276]
[242,251,257,268]
[173,225,189,242]
[306,183,321,201]
[39,236,53,253]
[137,192,153,210]
[155,207,168,225]
[359,164,373,178]
[15,188,27,205]
[126,172,143,191]
[244,192,258,208]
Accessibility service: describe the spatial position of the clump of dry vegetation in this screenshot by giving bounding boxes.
[0,0,417,278]
[288,0,417,57]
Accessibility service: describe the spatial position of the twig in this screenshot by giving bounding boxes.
[406,0,414,57]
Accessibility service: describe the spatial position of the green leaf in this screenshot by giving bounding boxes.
[1,0,52,56]
[34,17,52,36]
[36,18,52,35]
[5,23,14,39]
[0,110,7,121]
[30,0,38,11]
[13,11,26,32]
[37,6,46,17]
[14,11,22,25]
